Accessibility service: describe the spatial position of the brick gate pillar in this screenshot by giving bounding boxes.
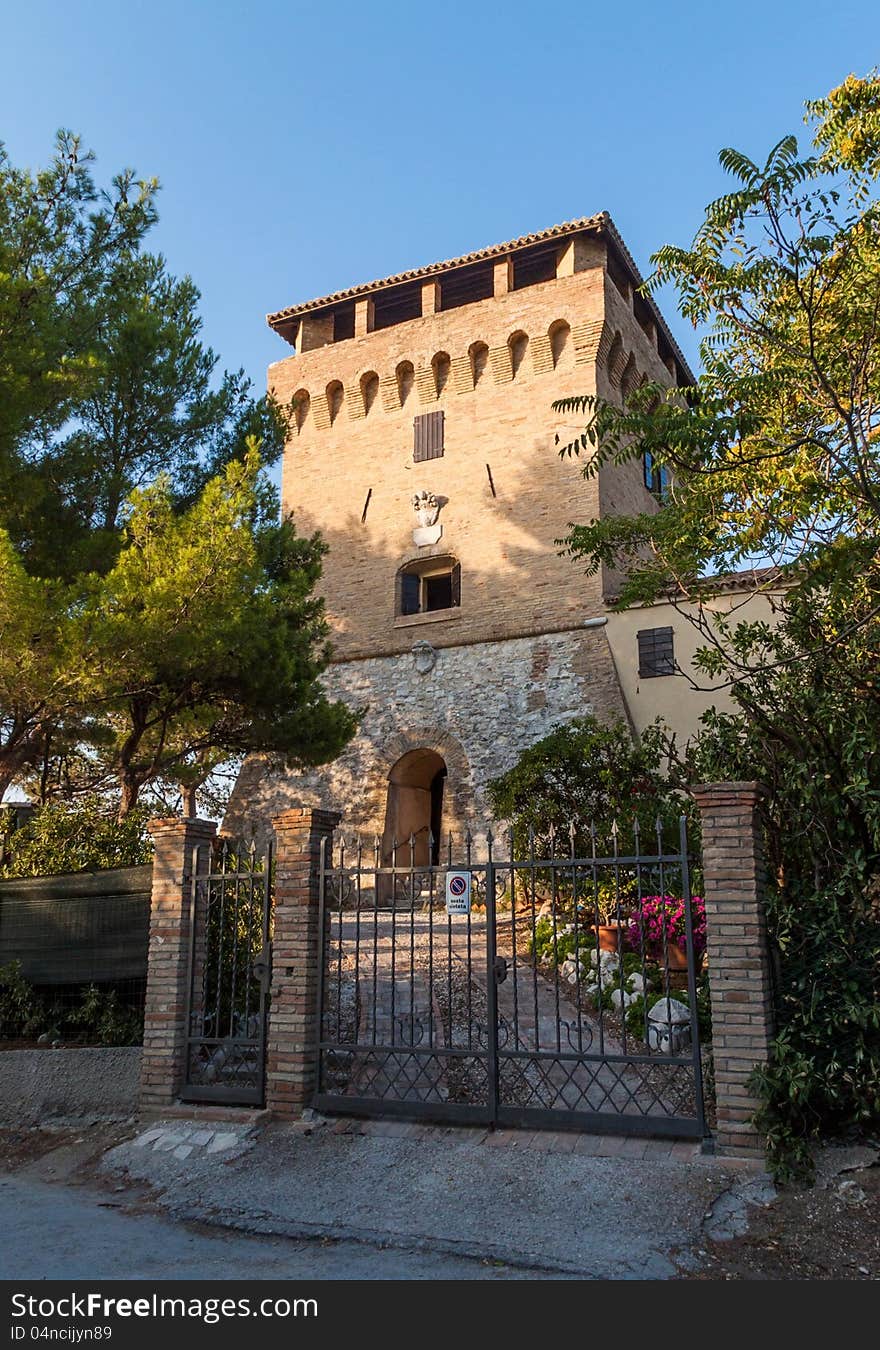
[139,816,217,1111]
[692,782,775,1159]
[266,807,340,1117]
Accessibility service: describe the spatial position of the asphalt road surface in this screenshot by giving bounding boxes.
[0,1173,537,1281]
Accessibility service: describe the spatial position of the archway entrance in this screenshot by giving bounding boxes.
[382,748,447,867]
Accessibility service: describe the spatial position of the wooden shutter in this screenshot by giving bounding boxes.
[637,627,674,678]
[451,561,461,608]
[413,410,445,462]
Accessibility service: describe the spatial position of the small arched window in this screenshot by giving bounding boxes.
[549,320,572,370]
[508,331,529,379]
[292,389,310,433]
[396,555,461,617]
[396,361,415,408]
[621,354,638,401]
[360,371,379,416]
[469,341,489,388]
[326,380,344,425]
[431,352,451,397]
[607,334,625,388]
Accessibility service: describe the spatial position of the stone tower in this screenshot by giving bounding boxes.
[228,215,691,854]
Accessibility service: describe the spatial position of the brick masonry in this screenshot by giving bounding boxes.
[692,782,775,1158]
[139,817,217,1110]
[140,789,776,1162]
[265,807,340,1117]
[272,245,673,664]
[225,228,683,837]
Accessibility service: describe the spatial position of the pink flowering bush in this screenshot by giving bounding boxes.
[626,894,707,959]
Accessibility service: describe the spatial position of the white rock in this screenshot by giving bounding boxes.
[173,1144,193,1160]
[207,1132,239,1153]
[648,997,690,1025]
[627,974,647,994]
[153,1133,186,1152]
[610,989,639,1011]
[132,1129,164,1149]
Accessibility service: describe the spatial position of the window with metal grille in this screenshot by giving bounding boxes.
[637,626,675,678]
[397,557,461,617]
[414,410,444,462]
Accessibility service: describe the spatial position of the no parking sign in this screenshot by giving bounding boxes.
[445,870,472,915]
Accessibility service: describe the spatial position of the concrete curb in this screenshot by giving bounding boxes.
[169,1204,679,1279]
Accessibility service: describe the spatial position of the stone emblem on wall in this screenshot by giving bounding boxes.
[412,490,443,547]
[411,640,437,675]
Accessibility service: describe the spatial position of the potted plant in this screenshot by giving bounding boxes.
[575,883,633,952]
[624,894,707,971]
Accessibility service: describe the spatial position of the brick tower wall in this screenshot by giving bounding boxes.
[227,226,681,839]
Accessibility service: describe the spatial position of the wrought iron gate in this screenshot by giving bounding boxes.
[181,839,273,1106]
[315,820,707,1139]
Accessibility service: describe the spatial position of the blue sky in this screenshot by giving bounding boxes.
[1,0,877,389]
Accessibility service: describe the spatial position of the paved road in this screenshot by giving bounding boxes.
[0,1173,535,1280]
[101,1118,743,1280]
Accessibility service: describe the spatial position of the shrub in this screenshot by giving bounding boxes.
[66,985,143,1046]
[0,796,152,878]
[0,961,42,1039]
[486,715,690,855]
[693,593,880,1180]
[0,962,142,1046]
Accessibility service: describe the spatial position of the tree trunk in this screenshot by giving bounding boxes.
[118,775,140,822]
[181,784,197,818]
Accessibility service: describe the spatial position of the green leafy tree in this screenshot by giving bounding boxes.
[556,73,880,654]
[554,73,880,1174]
[0,131,156,498]
[1,135,285,580]
[0,796,152,877]
[486,716,686,850]
[0,134,324,815]
[23,250,286,578]
[487,717,690,926]
[75,445,357,818]
[689,590,880,1179]
[0,531,82,801]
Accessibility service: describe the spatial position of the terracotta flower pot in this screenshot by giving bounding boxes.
[648,940,690,971]
[591,922,626,953]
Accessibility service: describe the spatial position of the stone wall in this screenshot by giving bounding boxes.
[0,1046,142,1126]
[226,624,628,841]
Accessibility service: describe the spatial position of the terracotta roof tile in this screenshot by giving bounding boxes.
[267,212,695,382]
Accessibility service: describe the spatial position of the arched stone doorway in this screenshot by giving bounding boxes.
[382,748,447,867]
